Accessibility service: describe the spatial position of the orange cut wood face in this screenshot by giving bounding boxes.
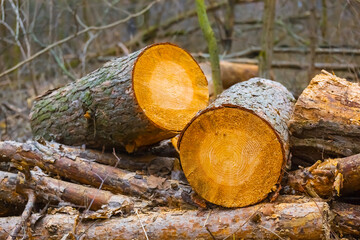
[179,107,284,207]
[133,44,209,131]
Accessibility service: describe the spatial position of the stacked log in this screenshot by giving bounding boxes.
[289,70,360,164]
[178,78,295,207]
[30,43,209,152]
[1,40,360,239]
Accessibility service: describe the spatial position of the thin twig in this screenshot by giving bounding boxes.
[258,225,285,240]
[7,189,36,240]
[135,208,149,240]
[0,0,160,79]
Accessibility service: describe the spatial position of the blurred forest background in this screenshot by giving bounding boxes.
[0,0,359,142]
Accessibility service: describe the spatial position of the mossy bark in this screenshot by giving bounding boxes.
[30,46,175,151]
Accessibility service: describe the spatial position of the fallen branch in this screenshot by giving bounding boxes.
[0,141,201,208]
[226,58,360,70]
[6,189,35,240]
[46,140,177,173]
[0,170,134,211]
[224,47,360,59]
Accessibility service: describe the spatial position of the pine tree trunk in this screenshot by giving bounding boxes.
[289,71,360,164]
[30,43,208,152]
[178,78,295,207]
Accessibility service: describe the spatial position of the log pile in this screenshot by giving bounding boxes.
[0,43,359,239]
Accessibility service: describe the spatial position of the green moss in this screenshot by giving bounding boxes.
[59,105,69,111]
[104,88,112,96]
[36,112,52,122]
[83,90,93,106]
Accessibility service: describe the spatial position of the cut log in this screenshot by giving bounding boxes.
[0,200,330,239]
[284,153,360,198]
[30,43,209,152]
[200,61,258,96]
[289,70,360,164]
[0,141,202,209]
[178,78,295,207]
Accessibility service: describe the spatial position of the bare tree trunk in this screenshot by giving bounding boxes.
[308,0,318,81]
[320,0,328,45]
[259,0,276,79]
[223,0,235,53]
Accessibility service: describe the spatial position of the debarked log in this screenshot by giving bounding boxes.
[178,78,295,207]
[0,200,330,240]
[30,43,209,152]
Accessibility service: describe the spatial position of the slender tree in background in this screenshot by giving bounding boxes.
[223,0,235,53]
[196,0,223,97]
[308,0,318,81]
[259,0,276,79]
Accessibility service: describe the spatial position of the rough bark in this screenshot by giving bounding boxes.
[178,78,295,207]
[0,200,330,240]
[0,170,133,211]
[0,141,202,209]
[30,43,207,152]
[289,71,360,164]
[331,202,360,238]
[0,170,26,207]
[284,153,360,198]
